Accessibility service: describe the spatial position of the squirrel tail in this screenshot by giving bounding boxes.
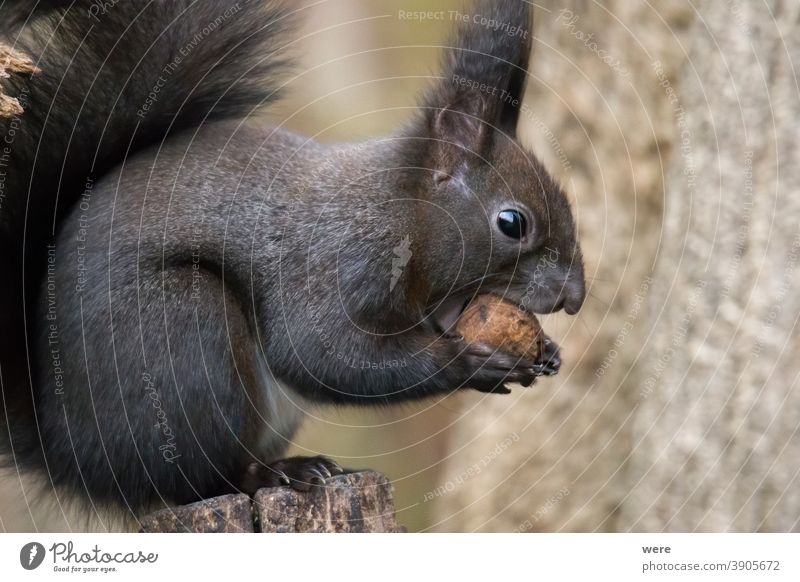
[1,0,296,234]
[0,0,296,466]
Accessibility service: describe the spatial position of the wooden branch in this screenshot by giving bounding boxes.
[0,44,39,118]
[0,95,22,118]
[140,471,404,533]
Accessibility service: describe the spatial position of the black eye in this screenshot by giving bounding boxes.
[497,209,527,239]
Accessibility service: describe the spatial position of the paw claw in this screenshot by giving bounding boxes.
[534,335,562,376]
[241,456,345,495]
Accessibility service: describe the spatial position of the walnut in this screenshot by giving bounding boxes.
[456,294,544,360]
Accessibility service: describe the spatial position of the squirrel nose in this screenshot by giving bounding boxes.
[562,269,586,315]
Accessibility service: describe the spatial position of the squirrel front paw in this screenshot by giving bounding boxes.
[447,337,539,394]
[241,456,344,494]
[534,335,561,377]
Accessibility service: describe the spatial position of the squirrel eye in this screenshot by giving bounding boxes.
[496,209,527,240]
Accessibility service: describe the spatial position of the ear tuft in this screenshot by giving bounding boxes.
[431,0,532,133]
[420,1,533,183]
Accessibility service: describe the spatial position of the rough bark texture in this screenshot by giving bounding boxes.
[0,45,37,116]
[140,494,255,533]
[256,471,402,533]
[140,471,403,533]
[621,0,800,532]
[435,0,694,532]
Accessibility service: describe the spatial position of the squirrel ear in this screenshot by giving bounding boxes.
[427,0,532,138]
[429,92,489,185]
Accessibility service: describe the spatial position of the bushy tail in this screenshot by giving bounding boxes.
[1,0,296,236]
[0,0,297,461]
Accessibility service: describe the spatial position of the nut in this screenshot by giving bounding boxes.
[456,294,544,360]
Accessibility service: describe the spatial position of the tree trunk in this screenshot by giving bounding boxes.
[621,0,800,532]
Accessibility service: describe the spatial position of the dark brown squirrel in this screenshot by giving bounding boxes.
[0,0,584,516]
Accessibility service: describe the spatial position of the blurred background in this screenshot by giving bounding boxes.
[3,0,799,532]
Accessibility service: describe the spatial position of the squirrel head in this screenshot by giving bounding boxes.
[408,1,585,328]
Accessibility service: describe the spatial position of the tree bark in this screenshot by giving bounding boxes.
[0,45,37,117]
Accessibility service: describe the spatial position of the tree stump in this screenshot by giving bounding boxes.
[139,493,255,533]
[139,471,404,533]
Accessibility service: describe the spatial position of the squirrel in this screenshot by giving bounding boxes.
[0,0,585,518]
